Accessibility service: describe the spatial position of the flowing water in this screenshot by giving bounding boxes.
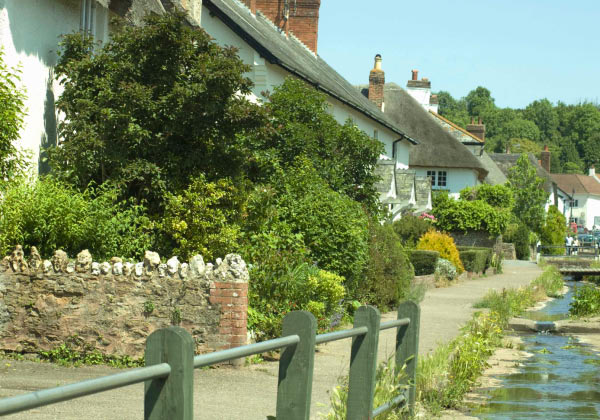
[473,281,600,419]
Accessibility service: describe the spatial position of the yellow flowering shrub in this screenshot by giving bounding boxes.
[416,231,464,274]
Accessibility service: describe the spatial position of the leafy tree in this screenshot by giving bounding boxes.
[500,119,541,143]
[581,133,600,170]
[563,161,584,174]
[0,48,28,188]
[507,155,548,233]
[253,78,384,214]
[50,12,265,209]
[465,86,495,117]
[436,90,469,127]
[523,99,559,142]
[507,138,542,154]
[460,184,514,209]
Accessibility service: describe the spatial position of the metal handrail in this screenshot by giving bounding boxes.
[0,362,171,416]
[315,326,368,344]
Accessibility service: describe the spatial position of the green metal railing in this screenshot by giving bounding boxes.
[0,302,420,419]
[538,244,600,258]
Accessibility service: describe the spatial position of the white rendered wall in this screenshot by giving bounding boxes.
[414,167,478,198]
[0,0,110,172]
[200,5,411,168]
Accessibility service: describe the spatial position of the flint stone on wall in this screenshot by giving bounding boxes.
[0,248,249,358]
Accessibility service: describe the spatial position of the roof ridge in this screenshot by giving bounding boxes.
[429,111,483,143]
[288,31,317,58]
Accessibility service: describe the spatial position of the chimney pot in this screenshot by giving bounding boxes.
[471,117,475,124]
[422,77,429,82]
[411,70,418,81]
[544,144,549,152]
[374,54,382,70]
[589,166,596,177]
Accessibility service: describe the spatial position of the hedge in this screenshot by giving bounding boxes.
[409,250,439,276]
[457,246,493,272]
[458,249,489,274]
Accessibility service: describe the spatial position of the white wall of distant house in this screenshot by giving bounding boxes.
[0,0,110,171]
[413,167,478,198]
[568,194,600,230]
[200,5,411,169]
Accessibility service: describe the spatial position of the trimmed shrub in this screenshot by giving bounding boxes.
[540,205,566,256]
[392,214,434,247]
[409,250,440,276]
[360,223,414,308]
[459,250,488,274]
[417,231,464,274]
[457,246,493,272]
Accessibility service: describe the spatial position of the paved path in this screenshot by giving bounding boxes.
[0,261,542,419]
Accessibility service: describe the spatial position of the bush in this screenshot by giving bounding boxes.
[157,175,245,261]
[392,214,433,247]
[504,222,531,260]
[458,250,488,274]
[264,160,370,291]
[417,231,464,274]
[435,258,458,281]
[570,284,600,317]
[457,246,493,272]
[360,223,414,308]
[408,250,439,276]
[459,184,514,209]
[432,192,509,236]
[248,263,345,340]
[540,205,566,256]
[0,176,154,259]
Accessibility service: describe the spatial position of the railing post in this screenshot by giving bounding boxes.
[396,301,420,416]
[276,310,317,420]
[347,305,380,420]
[144,327,194,420]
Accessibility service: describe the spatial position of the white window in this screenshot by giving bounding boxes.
[80,0,96,35]
[426,170,447,187]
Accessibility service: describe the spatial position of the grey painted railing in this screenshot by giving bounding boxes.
[0,302,420,419]
[538,244,599,258]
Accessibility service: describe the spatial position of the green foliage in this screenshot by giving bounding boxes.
[417,230,464,274]
[360,222,414,308]
[408,250,439,276]
[503,222,531,260]
[157,175,244,261]
[260,160,370,289]
[39,336,143,368]
[50,12,264,210]
[432,191,509,236]
[434,258,458,281]
[570,284,600,317]
[248,263,345,340]
[0,176,153,259]
[392,214,434,247]
[540,205,566,255]
[460,184,514,209]
[457,246,493,272]
[465,86,495,117]
[252,78,384,214]
[143,300,155,315]
[532,265,564,298]
[0,48,29,188]
[507,155,548,234]
[459,249,488,274]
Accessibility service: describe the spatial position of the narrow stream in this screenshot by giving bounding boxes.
[473,281,600,419]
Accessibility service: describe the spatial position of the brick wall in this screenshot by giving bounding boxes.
[368,68,385,110]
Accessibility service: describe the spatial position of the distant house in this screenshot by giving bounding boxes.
[551,167,600,230]
[360,64,488,198]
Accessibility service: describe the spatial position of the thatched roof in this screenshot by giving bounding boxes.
[359,83,488,180]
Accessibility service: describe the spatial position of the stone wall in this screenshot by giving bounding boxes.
[0,247,248,358]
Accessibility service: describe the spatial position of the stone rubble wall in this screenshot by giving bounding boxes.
[0,247,249,358]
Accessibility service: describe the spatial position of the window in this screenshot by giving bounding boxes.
[373,129,378,140]
[437,171,447,187]
[427,170,436,186]
[426,170,447,187]
[570,199,579,208]
[80,0,96,35]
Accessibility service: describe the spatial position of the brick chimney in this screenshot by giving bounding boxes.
[254,0,321,53]
[540,144,551,173]
[243,0,257,13]
[368,54,385,111]
[466,117,485,141]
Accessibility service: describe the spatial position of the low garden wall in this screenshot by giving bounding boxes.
[0,246,248,358]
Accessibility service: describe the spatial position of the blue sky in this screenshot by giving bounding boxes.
[318,1,599,109]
